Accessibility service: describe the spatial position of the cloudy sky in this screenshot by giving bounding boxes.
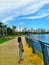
[0,0,49,30]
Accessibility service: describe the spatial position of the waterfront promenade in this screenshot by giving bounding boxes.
[0,36,44,65]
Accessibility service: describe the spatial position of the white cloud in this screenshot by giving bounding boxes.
[20,13,49,19]
[0,0,31,22]
[1,16,13,23]
[0,0,49,23]
[21,0,49,15]
[0,0,31,14]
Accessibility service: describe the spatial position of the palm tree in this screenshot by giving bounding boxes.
[0,22,7,36]
[0,22,4,36]
[0,22,3,28]
[12,25,16,35]
[3,25,7,36]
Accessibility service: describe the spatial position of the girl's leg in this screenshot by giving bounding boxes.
[19,50,22,60]
[18,49,22,63]
[20,51,24,60]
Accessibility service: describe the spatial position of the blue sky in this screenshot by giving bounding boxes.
[0,0,49,30]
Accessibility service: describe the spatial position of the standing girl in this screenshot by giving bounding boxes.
[18,37,24,63]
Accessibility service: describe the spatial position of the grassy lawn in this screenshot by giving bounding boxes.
[0,37,14,44]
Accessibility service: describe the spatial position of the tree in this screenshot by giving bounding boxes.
[3,25,7,36]
[0,22,8,36]
[0,22,4,36]
[7,27,13,35]
[12,25,16,35]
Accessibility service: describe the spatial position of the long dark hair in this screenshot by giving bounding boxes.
[18,37,21,43]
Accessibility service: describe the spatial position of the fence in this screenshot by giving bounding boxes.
[25,36,49,65]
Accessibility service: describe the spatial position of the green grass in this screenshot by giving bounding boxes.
[0,37,14,44]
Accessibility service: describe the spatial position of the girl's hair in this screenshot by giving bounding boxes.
[18,37,21,43]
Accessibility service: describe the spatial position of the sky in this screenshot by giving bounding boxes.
[0,0,49,30]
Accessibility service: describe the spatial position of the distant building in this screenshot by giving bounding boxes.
[22,28,27,32]
[46,29,49,32]
[29,28,35,32]
[36,28,46,33]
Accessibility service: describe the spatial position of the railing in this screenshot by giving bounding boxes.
[25,36,49,65]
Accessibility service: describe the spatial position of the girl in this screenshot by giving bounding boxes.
[18,37,24,63]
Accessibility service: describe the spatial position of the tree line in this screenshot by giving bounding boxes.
[0,22,49,37]
[0,22,17,36]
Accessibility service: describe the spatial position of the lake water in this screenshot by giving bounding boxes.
[25,34,49,61]
[30,34,49,56]
[31,34,49,43]
[26,34,49,61]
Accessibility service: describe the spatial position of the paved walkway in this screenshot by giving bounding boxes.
[0,36,44,65]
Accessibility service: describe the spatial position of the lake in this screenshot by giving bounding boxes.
[30,34,49,43]
[25,34,49,62]
[29,34,49,57]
